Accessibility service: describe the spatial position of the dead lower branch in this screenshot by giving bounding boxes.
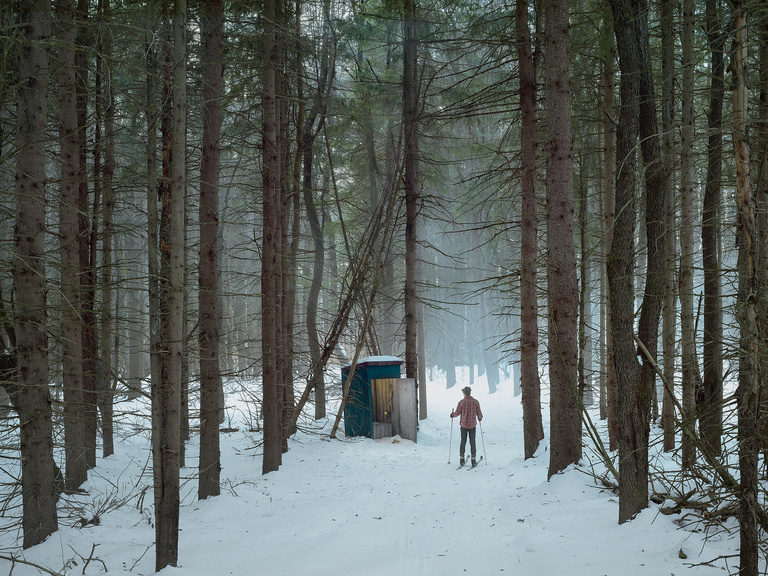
[0,554,65,576]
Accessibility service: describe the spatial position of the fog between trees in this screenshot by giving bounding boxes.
[2,0,768,573]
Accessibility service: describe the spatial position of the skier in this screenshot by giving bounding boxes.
[450,386,483,467]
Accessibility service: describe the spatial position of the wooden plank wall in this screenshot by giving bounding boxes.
[373,378,417,442]
[372,379,393,424]
[395,379,417,442]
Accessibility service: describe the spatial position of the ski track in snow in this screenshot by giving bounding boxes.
[0,371,740,575]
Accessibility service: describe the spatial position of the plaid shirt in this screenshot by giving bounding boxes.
[452,396,482,429]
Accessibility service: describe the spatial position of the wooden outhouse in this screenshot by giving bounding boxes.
[341,356,417,442]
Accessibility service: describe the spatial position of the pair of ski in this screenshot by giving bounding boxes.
[456,455,483,470]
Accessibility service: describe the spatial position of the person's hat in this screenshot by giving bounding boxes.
[462,386,471,395]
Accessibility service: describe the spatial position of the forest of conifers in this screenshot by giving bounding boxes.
[2,0,768,572]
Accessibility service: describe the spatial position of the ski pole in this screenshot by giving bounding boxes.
[448,414,454,463]
[479,419,487,464]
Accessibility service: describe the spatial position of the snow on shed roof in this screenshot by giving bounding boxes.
[342,355,403,368]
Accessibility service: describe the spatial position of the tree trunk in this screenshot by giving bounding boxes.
[198,0,222,501]
[660,0,676,453]
[417,298,427,419]
[516,0,543,459]
[89,61,103,469]
[700,0,724,457]
[679,0,698,469]
[126,238,145,399]
[598,176,607,419]
[303,130,326,418]
[732,7,759,575]
[77,0,98,470]
[403,0,420,388]
[380,22,401,359]
[578,162,593,406]
[57,0,87,490]
[754,0,768,470]
[145,0,161,437]
[481,294,499,394]
[285,105,302,439]
[544,0,580,479]
[601,40,618,450]
[279,10,293,451]
[154,0,185,568]
[759,2,768,205]
[262,0,283,474]
[301,2,333,421]
[607,0,642,521]
[180,229,190,466]
[15,0,58,548]
[609,0,666,523]
[732,4,760,575]
[445,339,457,389]
[99,0,115,459]
[634,0,666,516]
[125,250,144,400]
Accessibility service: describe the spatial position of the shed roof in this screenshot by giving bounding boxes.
[342,355,403,369]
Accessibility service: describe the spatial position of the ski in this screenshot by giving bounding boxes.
[468,456,484,469]
[456,461,466,470]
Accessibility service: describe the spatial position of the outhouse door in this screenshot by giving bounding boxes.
[371,378,417,442]
[371,378,393,439]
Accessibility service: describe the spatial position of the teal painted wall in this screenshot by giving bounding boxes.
[341,358,402,438]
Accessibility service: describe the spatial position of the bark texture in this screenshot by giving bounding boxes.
[302,4,333,421]
[544,0,581,479]
[634,0,666,519]
[99,0,116,458]
[145,0,161,442]
[601,40,618,450]
[607,0,643,523]
[57,0,87,490]
[15,0,58,548]
[153,0,185,568]
[732,4,760,574]
[261,0,283,474]
[77,0,98,469]
[198,0,223,500]
[516,0,543,459]
[403,0,420,387]
[660,0,676,453]
[679,0,698,469]
[700,0,724,457]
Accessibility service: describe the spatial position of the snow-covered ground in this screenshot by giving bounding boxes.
[1,368,741,575]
